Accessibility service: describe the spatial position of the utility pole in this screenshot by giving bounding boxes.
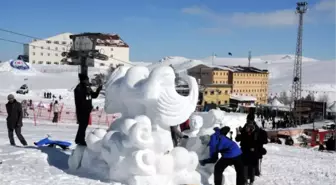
[248,51,251,68]
[211,52,215,65]
[291,2,308,127]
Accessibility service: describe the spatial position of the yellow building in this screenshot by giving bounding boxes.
[229,66,269,104]
[188,65,269,105]
[202,84,232,105]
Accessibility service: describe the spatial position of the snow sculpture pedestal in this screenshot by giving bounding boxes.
[68,65,201,185]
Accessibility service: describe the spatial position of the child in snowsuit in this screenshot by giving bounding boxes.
[200,127,245,185]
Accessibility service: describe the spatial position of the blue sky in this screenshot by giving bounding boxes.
[0,0,335,62]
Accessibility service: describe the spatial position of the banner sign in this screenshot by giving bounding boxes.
[10,60,30,70]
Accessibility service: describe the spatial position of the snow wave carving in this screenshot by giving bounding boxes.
[68,65,201,185]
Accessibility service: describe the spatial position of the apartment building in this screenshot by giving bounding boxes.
[188,64,269,105]
[23,32,130,67]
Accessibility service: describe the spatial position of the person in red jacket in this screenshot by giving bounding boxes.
[180,119,190,132]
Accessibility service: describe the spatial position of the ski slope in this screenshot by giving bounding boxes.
[0,117,335,185]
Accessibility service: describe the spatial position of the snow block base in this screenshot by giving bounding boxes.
[68,145,86,171]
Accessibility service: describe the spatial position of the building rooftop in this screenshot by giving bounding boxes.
[70,33,129,47]
[222,65,268,73]
[190,63,268,73]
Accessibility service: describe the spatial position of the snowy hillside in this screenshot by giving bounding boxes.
[0,55,334,106]
[147,55,336,104]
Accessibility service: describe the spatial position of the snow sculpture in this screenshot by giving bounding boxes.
[183,110,239,185]
[68,65,201,185]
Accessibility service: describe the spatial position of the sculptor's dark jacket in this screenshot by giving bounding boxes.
[74,82,102,124]
[6,100,23,129]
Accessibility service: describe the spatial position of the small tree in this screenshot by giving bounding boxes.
[318,94,329,102]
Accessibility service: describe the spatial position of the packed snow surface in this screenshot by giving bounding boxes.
[0,113,335,185]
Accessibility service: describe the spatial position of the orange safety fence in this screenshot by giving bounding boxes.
[0,102,120,126]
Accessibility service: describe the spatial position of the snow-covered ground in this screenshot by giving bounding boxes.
[0,116,335,185]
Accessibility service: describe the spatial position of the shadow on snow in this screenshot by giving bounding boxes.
[36,146,110,183]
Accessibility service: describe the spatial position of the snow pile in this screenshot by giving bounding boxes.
[68,65,201,185]
[0,59,40,75]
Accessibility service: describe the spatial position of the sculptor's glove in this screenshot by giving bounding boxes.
[199,160,206,166]
[183,135,189,139]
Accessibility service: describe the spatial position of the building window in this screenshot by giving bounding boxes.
[55,53,58,56]
[110,48,113,51]
[225,90,228,94]
[218,101,221,105]
[41,52,43,56]
[32,46,35,49]
[32,52,35,55]
[210,91,214,95]
[62,41,67,45]
[62,47,65,51]
[38,61,43,64]
[32,60,36,64]
[54,41,59,44]
[100,63,105,66]
[110,54,113,58]
[41,46,44,49]
[46,61,51,64]
[48,53,50,56]
[224,100,228,104]
[47,47,50,50]
[46,40,51,44]
[54,62,59,65]
[55,47,58,50]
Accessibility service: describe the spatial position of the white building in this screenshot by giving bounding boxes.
[23,32,130,66]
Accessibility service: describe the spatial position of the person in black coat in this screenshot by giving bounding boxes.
[6,94,27,146]
[236,122,268,183]
[285,136,294,146]
[74,74,102,146]
[246,107,256,123]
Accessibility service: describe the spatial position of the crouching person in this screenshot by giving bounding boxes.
[199,127,245,185]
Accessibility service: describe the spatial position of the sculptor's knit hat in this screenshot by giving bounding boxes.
[220,126,231,136]
[78,73,89,82]
[7,94,14,100]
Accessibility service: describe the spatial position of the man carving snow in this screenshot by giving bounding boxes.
[199,126,245,185]
[74,74,102,146]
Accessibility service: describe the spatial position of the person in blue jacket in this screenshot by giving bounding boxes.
[200,126,245,185]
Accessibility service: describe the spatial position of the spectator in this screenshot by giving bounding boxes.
[52,100,60,123]
[5,94,27,146]
[21,100,29,118]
